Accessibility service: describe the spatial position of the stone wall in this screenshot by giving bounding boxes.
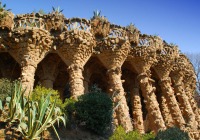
[0,11,199,139]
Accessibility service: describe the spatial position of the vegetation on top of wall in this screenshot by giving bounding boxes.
[126,23,138,33]
[0,1,11,12]
[91,10,108,22]
[0,1,11,20]
[52,6,64,15]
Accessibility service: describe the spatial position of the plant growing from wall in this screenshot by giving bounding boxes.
[0,1,11,20]
[126,23,137,33]
[52,6,64,15]
[91,10,110,38]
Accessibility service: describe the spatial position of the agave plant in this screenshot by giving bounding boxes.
[0,81,26,124]
[126,23,137,33]
[0,2,11,12]
[91,10,107,21]
[52,6,64,15]
[18,94,66,140]
[93,10,101,18]
[0,81,65,139]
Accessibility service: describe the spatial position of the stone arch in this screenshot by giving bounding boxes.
[84,56,108,93]
[0,52,21,80]
[34,53,69,100]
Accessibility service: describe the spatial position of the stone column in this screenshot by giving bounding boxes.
[137,72,166,133]
[184,76,200,129]
[67,64,84,100]
[107,67,133,132]
[160,95,174,128]
[171,74,197,129]
[159,77,185,128]
[130,83,144,133]
[20,62,36,95]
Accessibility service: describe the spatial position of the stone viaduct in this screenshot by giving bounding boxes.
[0,9,199,139]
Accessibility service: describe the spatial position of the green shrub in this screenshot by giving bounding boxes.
[142,132,155,140]
[75,86,113,134]
[155,127,189,140]
[0,78,15,101]
[31,86,64,110]
[109,126,141,140]
[0,81,65,140]
[63,98,76,124]
[109,126,155,140]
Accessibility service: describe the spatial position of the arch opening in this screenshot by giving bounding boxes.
[84,57,108,93]
[34,53,69,100]
[0,52,21,81]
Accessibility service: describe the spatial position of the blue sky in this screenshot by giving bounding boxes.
[2,0,200,53]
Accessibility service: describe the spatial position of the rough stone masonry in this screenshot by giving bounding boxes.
[0,9,199,139]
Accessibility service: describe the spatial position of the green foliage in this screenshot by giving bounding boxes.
[155,127,189,140]
[109,126,141,140]
[31,86,64,110]
[38,9,46,15]
[0,78,14,101]
[91,9,107,21]
[63,98,76,123]
[52,6,63,15]
[0,1,11,20]
[18,94,65,140]
[126,23,137,33]
[93,10,101,18]
[109,126,155,140]
[0,1,11,12]
[75,86,113,134]
[142,132,155,140]
[0,82,65,140]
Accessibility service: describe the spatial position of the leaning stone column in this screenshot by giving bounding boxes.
[184,69,200,128]
[154,44,185,129]
[96,26,133,132]
[128,34,166,133]
[137,72,166,132]
[171,72,197,129]
[158,77,185,128]
[107,67,133,132]
[67,64,84,100]
[130,83,144,133]
[160,95,174,128]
